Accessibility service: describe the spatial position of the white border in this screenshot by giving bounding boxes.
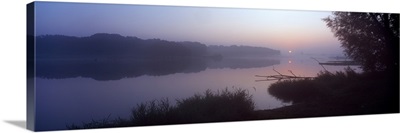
[0,0,399,133]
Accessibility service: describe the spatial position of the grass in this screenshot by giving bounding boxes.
[67,88,255,129]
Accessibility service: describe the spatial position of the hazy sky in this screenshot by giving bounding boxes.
[35,2,343,55]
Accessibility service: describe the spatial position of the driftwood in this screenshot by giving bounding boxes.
[255,57,346,82]
[255,67,314,82]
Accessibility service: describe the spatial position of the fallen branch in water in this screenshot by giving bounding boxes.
[255,67,314,82]
[255,75,313,82]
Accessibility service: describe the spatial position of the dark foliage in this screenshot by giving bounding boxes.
[36,33,208,59]
[323,12,399,72]
[130,88,255,125]
[172,88,255,123]
[268,67,399,113]
[36,33,280,59]
[268,78,322,104]
[67,88,255,129]
[268,68,361,103]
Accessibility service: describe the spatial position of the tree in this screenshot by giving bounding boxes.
[323,12,399,72]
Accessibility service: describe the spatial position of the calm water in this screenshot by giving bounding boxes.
[34,55,359,130]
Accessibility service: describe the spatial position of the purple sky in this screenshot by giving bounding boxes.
[35,2,343,55]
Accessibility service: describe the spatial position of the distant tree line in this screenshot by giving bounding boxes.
[35,33,280,59]
[36,33,207,59]
[33,33,280,80]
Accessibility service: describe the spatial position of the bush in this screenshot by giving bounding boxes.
[131,88,255,125]
[268,79,323,104]
[68,88,255,129]
[173,88,255,123]
[130,98,175,125]
[268,68,360,104]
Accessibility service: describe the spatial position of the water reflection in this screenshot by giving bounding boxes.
[36,58,280,80]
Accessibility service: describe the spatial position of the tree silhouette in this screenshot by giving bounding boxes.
[323,12,399,72]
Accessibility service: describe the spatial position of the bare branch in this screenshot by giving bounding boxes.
[288,70,297,77]
[272,66,283,76]
[255,69,314,82]
[311,57,331,74]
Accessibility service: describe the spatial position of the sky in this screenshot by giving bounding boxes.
[35,2,343,55]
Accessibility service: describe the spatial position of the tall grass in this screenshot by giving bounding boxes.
[66,115,131,129]
[173,88,254,123]
[68,88,255,129]
[130,98,176,126]
[131,88,255,125]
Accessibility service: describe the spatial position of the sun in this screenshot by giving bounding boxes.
[289,50,292,53]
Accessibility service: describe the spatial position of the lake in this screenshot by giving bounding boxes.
[34,55,360,130]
